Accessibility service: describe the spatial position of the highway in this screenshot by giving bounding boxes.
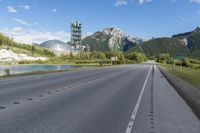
[0,63,199,133]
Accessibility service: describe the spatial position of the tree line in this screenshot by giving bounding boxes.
[157,53,200,69]
[49,51,147,65]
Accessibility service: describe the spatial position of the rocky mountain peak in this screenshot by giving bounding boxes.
[82,27,143,51]
[126,35,143,44]
[194,26,200,33]
[102,28,125,37]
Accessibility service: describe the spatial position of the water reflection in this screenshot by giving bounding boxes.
[0,65,83,75]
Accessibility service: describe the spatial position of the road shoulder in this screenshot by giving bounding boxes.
[157,65,200,120]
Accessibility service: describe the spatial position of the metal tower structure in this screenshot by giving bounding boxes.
[71,21,82,49]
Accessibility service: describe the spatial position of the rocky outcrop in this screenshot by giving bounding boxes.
[0,49,48,62]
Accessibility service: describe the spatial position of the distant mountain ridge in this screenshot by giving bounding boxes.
[172,27,200,38]
[128,27,200,58]
[172,27,200,52]
[82,28,143,52]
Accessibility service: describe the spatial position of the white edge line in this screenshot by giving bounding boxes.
[125,65,153,133]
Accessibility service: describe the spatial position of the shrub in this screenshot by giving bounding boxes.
[182,58,191,67]
[157,53,173,64]
[125,52,147,63]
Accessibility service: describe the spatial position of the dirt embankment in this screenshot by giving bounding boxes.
[158,65,200,120]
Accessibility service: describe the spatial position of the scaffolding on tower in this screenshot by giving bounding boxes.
[71,21,82,50]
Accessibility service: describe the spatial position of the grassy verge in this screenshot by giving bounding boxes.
[160,63,200,89]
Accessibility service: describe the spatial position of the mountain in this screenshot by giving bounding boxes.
[172,27,200,55]
[40,40,71,55]
[82,28,143,52]
[128,37,190,57]
[128,27,200,58]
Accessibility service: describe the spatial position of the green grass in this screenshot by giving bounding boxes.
[161,64,200,88]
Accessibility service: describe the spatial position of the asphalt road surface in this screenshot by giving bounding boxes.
[0,63,200,133]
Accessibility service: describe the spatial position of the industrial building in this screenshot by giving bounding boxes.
[70,21,89,54]
[71,21,85,53]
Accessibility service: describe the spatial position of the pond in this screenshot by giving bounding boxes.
[0,65,85,75]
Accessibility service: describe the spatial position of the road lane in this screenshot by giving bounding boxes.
[0,64,148,133]
[0,66,130,106]
[0,64,199,133]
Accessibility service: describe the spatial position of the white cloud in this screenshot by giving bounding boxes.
[0,27,70,44]
[138,0,152,4]
[7,6,17,13]
[190,0,200,4]
[52,8,57,13]
[19,5,30,10]
[115,0,152,6]
[115,0,128,6]
[13,18,31,26]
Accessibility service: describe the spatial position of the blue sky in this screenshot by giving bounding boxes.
[0,0,200,44]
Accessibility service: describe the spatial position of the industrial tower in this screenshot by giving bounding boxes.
[71,21,82,49]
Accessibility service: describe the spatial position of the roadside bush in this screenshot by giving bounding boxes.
[188,58,200,65]
[125,52,147,63]
[182,58,191,67]
[191,64,200,69]
[124,59,135,64]
[75,59,111,65]
[18,60,33,64]
[157,53,173,64]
